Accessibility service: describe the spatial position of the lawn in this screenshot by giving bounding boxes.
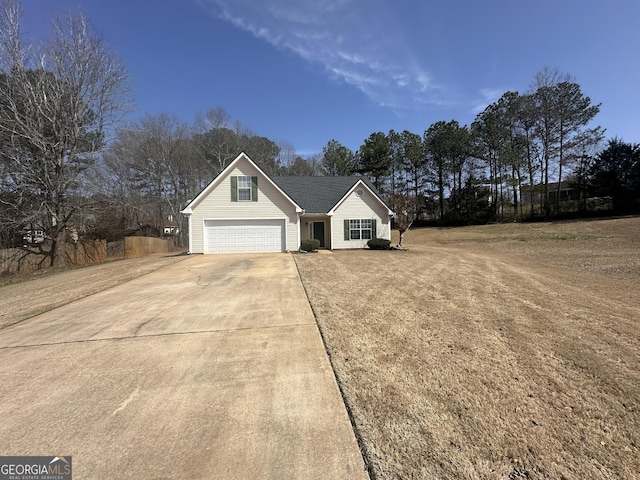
[294,216,640,479]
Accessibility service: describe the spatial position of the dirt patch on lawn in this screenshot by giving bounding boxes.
[0,253,190,329]
[295,217,640,479]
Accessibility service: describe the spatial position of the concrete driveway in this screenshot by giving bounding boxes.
[0,254,369,479]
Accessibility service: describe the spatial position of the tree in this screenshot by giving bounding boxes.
[529,68,602,215]
[103,114,194,246]
[446,176,494,225]
[0,0,129,265]
[287,156,316,176]
[551,81,602,211]
[387,130,403,194]
[357,132,392,190]
[192,107,284,177]
[424,121,468,220]
[304,153,324,176]
[387,193,421,249]
[321,139,355,176]
[277,139,297,173]
[472,92,528,218]
[399,130,427,200]
[192,108,241,176]
[587,138,640,212]
[517,92,542,216]
[530,68,571,214]
[568,128,604,211]
[242,135,281,175]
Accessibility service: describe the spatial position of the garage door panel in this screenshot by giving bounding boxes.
[204,220,284,254]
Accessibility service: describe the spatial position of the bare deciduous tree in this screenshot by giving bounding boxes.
[0,0,129,265]
[387,193,421,249]
[103,114,194,247]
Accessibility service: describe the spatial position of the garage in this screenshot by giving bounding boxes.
[204,220,284,253]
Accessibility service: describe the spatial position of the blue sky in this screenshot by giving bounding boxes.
[20,0,640,156]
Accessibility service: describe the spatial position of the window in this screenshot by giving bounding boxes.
[231,175,258,202]
[237,176,252,201]
[361,219,372,239]
[347,219,374,240]
[349,219,361,239]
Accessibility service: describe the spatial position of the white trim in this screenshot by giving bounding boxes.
[185,213,193,254]
[330,216,335,249]
[181,152,303,214]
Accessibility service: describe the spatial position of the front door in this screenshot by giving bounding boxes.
[312,222,325,248]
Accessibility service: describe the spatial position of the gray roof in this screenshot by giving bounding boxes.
[271,176,382,213]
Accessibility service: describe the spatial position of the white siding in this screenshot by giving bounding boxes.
[189,158,299,253]
[331,188,391,249]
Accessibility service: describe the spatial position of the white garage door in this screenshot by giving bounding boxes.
[204,220,284,254]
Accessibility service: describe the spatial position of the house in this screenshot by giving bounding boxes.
[162,215,180,237]
[22,228,45,245]
[521,181,580,205]
[181,152,394,254]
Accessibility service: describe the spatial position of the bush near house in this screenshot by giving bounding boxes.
[367,238,391,250]
[300,239,320,252]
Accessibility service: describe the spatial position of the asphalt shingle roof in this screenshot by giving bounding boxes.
[271,176,379,213]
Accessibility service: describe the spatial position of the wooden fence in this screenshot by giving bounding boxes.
[0,240,107,274]
[124,236,173,258]
[1,236,174,274]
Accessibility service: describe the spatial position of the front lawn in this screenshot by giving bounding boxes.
[295,217,640,479]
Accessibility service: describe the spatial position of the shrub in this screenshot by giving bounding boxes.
[300,238,320,252]
[367,238,391,250]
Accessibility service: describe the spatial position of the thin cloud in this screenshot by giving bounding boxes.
[197,0,448,110]
[472,88,507,114]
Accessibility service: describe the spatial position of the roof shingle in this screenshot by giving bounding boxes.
[271,176,378,213]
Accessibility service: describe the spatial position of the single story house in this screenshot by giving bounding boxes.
[181,152,394,254]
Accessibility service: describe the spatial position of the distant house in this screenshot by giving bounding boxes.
[126,215,160,238]
[521,181,580,205]
[22,229,45,245]
[163,215,180,237]
[181,152,394,254]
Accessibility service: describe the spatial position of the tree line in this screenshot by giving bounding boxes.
[1,0,638,266]
[325,68,639,227]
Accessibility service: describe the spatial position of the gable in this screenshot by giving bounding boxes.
[271,176,392,215]
[181,153,302,215]
[330,182,393,219]
[328,179,393,217]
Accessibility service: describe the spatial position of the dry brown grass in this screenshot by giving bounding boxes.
[294,216,640,479]
[0,253,189,329]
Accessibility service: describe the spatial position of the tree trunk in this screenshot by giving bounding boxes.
[397,229,406,248]
[556,122,565,213]
[438,163,445,219]
[50,226,67,267]
[512,166,519,217]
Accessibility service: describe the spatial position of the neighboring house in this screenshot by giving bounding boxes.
[521,181,580,205]
[126,215,161,238]
[163,215,180,237]
[22,228,45,245]
[181,152,394,254]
